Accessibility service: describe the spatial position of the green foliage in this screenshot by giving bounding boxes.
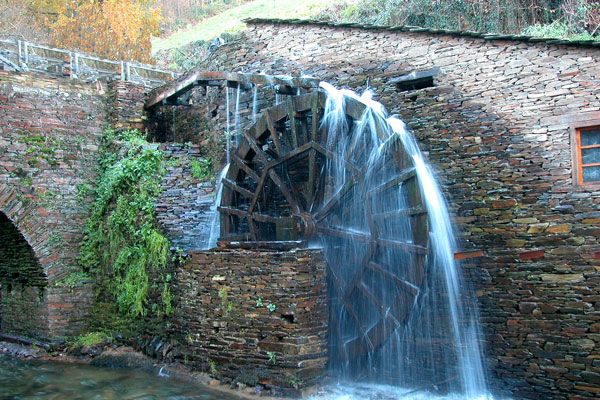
[76,183,93,202]
[266,351,277,365]
[190,157,213,181]
[218,286,234,317]
[70,331,111,348]
[54,271,90,288]
[209,359,218,375]
[79,128,171,319]
[255,297,264,307]
[266,303,276,313]
[319,0,600,38]
[20,133,60,167]
[171,247,187,266]
[523,20,597,40]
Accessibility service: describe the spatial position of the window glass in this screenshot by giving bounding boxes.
[581,128,600,146]
[582,165,600,182]
[577,126,600,185]
[582,147,600,164]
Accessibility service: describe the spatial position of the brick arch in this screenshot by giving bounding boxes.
[0,183,53,339]
[0,183,52,280]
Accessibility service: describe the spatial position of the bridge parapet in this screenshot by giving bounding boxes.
[0,38,176,87]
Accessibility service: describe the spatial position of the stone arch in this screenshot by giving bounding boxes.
[0,183,50,339]
[0,183,52,277]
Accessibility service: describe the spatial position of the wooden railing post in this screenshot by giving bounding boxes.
[120,61,125,80]
[17,40,22,64]
[74,52,79,76]
[126,62,131,82]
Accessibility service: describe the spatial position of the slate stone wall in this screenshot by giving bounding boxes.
[201,22,600,399]
[0,71,149,340]
[168,247,328,395]
[156,143,217,251]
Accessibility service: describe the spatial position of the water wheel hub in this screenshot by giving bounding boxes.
[294,212,317,238]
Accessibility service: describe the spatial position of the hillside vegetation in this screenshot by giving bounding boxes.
[2,1,597,67]
[318,0,600,41]
[152,0,331,52]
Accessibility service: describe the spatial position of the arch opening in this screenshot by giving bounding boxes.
[0,212,48,339]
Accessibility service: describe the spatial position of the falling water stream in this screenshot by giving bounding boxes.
[225,86,231,164]
[234,83,241,147]
[252,84,258,123]
[206,163,230,249]
[314,82,491,399]
[206,79,491,399]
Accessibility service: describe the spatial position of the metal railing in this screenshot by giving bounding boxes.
[0,38,176,87]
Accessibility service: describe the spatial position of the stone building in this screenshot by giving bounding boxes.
[194,18,599,399]
[1,18,599,399]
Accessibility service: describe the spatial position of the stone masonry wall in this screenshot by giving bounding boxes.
[202,22,600,399]
[156,143,217,251]
[0,71,151,339]
[168,247,328,395]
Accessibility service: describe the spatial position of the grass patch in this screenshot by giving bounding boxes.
[70,332,111,348]
[152,0,331,52]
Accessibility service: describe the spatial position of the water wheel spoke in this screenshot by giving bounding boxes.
[342,239,378,301]
[377,237,427,255]
[367,261,419,295]
[217,206,247,218]
[307,149,318,211]
[268,169,301,214]
[358,282,385,316]
[243,130,269,165]
[250,213,283,224]
[232,154,259,182]
[317,225,371,243]
[265,141,312,170]
[312,142,362,178]
[372,205,427,219]
[265,111,283,157]
[222,178,254,198]
[368,167,417,196]
[314,181,356,221]
[247,215,258,241]
[249,170,269,213]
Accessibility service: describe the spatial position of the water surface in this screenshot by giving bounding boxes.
[0,354,239,400]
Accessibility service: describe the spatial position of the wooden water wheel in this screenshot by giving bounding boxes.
[219,91,429,361]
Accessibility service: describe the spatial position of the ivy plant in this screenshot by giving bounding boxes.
[79,128,172,318]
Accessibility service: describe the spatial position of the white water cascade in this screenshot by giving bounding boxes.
[316,82,491,399]
[206,163,230,250]
[225,87,231,164]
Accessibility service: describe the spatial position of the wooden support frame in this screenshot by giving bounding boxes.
[217,88,430,359]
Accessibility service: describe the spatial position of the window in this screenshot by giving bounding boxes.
[574,125,600,185]
[390,67,439,92]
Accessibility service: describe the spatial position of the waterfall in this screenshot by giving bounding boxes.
[234,83,241,147]
[317,82,490,399]
[252,84,258,124]
[225,86,231,164]
[206,163,230,250]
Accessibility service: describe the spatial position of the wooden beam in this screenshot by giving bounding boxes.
[222,178,254,198]
[232,154,259,181]
[145,70,321,109]
[368,167,417,196]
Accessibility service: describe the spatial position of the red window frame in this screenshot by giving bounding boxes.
[572,124,600,187]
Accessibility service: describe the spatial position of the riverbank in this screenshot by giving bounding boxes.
[0,339,282,400]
